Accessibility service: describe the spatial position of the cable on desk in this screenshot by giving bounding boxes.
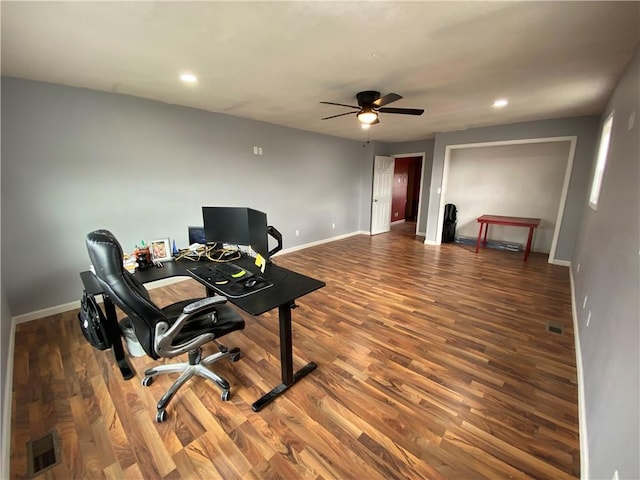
[174,244,241,263]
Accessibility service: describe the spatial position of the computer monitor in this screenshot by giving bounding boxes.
[187,226,206,245]
[202,206,270,260]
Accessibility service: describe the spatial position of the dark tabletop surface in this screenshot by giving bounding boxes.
[81,256,325,317]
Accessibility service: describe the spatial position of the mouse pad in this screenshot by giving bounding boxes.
[187,266,272,298]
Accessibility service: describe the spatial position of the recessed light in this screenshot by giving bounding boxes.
[180,73,198,83]
[493,99,508,108]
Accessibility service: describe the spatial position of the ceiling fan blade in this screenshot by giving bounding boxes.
[320,101,360,109]
[378,107,424,116]
[321,111,357,120]
[373,93,402,107]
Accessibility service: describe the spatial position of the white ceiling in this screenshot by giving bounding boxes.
[2,1,639,143]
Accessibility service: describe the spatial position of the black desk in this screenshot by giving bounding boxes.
[80,256,325,411]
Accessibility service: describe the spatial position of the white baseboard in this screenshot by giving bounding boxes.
[13,232,369,324]
[275,231,366,255]
[553,259,572,267]
[13,299,82,325]
[12,277,188,325]
[2,319,16,480]
[569,267,589,479]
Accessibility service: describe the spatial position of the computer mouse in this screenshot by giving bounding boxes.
[245,278,257,288]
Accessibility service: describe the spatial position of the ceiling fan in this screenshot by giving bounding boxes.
[320,91,424,126]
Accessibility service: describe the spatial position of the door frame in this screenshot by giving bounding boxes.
[391,152,426,236]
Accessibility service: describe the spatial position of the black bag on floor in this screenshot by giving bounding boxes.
[77,290,111,350]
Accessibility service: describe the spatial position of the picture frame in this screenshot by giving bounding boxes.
[149,238,172,262]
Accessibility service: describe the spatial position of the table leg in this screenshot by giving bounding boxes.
[475,223,485,253]
[102,295,135,380]
[251,303,317,412]
[524,226,535,261]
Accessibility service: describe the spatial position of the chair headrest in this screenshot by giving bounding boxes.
[86,229,125,279]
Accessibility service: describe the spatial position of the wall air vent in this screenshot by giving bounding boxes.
[546,322,564,335]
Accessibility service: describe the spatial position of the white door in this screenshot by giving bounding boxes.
[371,155,394,235]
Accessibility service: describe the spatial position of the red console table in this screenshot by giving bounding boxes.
[475,215,541,261]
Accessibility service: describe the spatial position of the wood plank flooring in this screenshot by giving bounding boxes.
[11,222,579,479]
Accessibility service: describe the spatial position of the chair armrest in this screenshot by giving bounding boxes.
[154,295,229,357]
[182,295,227,315]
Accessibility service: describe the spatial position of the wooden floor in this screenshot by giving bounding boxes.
[11,222,580,479]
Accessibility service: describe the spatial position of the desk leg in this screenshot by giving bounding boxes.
[524,227,535,261]
[102,295,135,380]
[475,223,485,253]
[251,303,317,412]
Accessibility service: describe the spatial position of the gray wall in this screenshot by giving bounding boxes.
[572,47,639,480]
[1,77,369,316]
[426,116,600,261]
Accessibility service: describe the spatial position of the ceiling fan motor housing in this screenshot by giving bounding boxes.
[356,91,381,107]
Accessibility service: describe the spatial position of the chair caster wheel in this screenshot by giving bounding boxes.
[142,376,154,387]
[156,409,167,423]
[231,352,241,362]
[221,390,230,401]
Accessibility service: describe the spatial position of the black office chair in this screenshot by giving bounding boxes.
[85,229,245,422]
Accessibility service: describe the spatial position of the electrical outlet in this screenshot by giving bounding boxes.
[577,263,581,273]
[295,229,299,237]
[332,223,335,229]
[253,146,258,155]
[586,311,591,326]
[583,295,588,309]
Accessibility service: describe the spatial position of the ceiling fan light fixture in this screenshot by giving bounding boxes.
[357,108,378,124]
[361,123,371,130]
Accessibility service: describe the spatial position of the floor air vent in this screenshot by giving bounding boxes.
[546,322,564,335]
[26,429,61,477]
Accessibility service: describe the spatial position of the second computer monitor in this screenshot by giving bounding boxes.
[202,206,270,261]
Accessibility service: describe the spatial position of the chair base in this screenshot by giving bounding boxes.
[142,343,241,422]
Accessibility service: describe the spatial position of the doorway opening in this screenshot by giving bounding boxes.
[371,153,425,237]
[391,156,423,223]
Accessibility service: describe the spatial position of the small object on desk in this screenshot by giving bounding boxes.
[255,253,266,273]
[136,249,151,269]
[245,278,257,288]
[215,262,252,280]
